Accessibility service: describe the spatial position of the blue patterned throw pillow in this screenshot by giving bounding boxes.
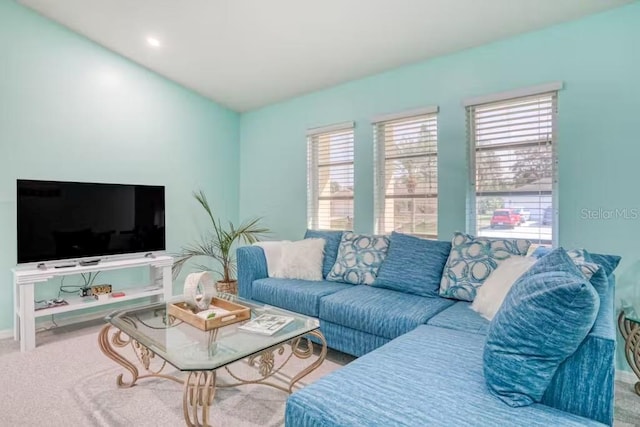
[533,247,601,280]
[566,248,600,279]
[327,232,390,285]
[438,232,531,301]
[483,247,600,407]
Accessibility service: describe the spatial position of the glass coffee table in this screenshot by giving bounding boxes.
[98,294,326,427]
[619,306,640,395]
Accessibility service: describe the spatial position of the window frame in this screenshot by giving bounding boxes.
[306,122,355,231]
[373,107,439,238]
[465,84,562,247]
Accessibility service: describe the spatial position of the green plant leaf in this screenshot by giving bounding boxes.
[172,190,270,282]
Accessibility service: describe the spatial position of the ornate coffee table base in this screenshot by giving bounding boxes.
[98,325,327,427]
[618,311,640,396]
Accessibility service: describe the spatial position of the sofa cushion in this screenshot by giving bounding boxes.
[484,248,600,407]
[319,320,391,357]
[327,232,390,285]
[252,241,288,277]
[372,232,451,297]
[427,301,490,335]
[251,278,353,317]
[304,229,344,278]
[565,249,601,279]
[531,246,604,279]
[541,270,617,426]
[286,325,603,427]
[439,232,531,302]
[471,256,538,321]
[319,285,454,340]
[533,247,619,294]
[271,238,325,281]
[588,252,621,277]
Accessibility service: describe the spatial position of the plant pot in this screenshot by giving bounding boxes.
[216,280,238,295]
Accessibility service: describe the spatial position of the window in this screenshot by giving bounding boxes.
[467,89,559,245]
[373,109,438,237]
[307,122,354,230]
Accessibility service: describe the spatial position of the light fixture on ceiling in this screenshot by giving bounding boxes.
[146,36,161,48]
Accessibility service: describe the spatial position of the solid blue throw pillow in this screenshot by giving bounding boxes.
[372,232,451,297]
[304,229,344,278]
[483,247,600,407]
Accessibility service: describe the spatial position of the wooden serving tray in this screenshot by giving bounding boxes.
[168,297,251,331]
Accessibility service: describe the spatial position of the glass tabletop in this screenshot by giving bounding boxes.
[624,305,640,324]
[104,294,320,371]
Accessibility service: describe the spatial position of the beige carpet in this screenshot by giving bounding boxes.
[615,381,640,427]
[0,321,639,426]
[0,320,348,427]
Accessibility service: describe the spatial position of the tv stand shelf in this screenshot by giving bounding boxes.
[13,255,173,352]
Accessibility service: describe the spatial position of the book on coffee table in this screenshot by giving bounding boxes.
[239,313,295,336]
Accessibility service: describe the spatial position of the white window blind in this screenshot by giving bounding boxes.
[468,91,558,245]
[374,112,438,237]
[307,124,354,230]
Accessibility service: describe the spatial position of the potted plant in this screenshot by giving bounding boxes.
[173,190,268,294]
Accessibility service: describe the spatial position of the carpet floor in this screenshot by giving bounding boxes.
[0,320,638,426]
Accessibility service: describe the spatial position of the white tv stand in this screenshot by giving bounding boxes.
[12,255,173,352]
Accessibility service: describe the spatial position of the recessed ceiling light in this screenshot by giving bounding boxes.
[146,37,161,48]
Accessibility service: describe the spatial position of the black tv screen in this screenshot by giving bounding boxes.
[17,180,165,264]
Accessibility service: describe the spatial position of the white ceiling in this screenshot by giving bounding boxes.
[19,0,632,112]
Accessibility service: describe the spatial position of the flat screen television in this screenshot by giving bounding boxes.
[17,179,165,264]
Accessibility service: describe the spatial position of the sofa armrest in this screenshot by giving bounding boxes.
[541,272,617,426]
[236,246,268,299]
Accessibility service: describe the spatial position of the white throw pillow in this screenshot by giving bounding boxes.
[272,238,325,281]
[471,256,538,321]
[253,241,290,277]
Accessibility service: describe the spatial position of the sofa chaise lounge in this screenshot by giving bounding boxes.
[237,231,617,426]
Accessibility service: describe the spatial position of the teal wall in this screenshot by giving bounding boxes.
[239,4,640,369]
[2,0,639,372]
[0,2,240,329]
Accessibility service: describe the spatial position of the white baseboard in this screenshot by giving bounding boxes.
[0,329,13,340]
[34,308,112,329]
[616,369,638,384]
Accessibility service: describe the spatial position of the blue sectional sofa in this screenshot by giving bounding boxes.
[237,237,617,426]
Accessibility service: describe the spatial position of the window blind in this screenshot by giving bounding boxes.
[468,92,558,245]
[307,124,355,230]
[374,112,438,237]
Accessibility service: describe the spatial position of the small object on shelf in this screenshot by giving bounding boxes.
[238,313,295,336]
[80,284,112,297]
[112,292,125,298]
[91,284,112,295]
[168,297,250,331]
[95,294,109,302]
[34,299,69,311]
[54,264,77,269]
